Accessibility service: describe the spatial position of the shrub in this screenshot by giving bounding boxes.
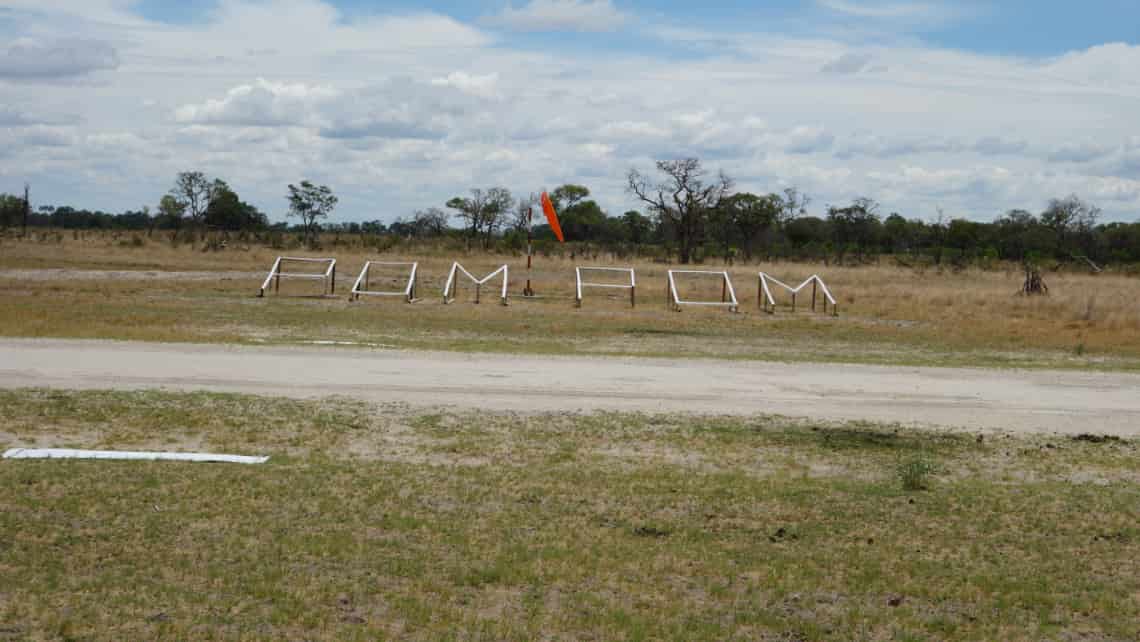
[896,456,937,491]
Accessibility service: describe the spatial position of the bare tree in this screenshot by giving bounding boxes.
[779,187,811,224]
[412,207,450,237]
[446,187,514,249]
[1042,194,1100,255]
[627,159,733,264]
[170,172,224,235]
[480,187,513,247]
[511,192,539,234]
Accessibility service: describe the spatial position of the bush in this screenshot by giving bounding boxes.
[896,456,937,491]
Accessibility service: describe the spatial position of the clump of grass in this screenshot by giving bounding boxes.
[896,455,937,491]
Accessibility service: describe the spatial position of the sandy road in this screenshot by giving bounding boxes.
[1,338,1137,436]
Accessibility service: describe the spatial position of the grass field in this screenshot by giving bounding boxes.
[2,233,1140,370]
[1,388,1137,640]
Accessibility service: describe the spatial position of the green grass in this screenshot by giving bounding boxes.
[1,389,1138,640]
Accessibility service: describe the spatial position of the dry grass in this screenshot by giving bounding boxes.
[2,233,1140,369]
[1,388,1138,640]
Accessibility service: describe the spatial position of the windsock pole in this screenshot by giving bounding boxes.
[523,207,535,297]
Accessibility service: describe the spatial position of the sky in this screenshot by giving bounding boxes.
[1,0,1139,224]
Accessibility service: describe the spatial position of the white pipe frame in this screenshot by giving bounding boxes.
[350,261,419,303]
[666,270,739,312]
[575,267,636,308]
[442,262,509,305]
[4,448,268,464]
[757,272,838,316]
[258,256,337,297]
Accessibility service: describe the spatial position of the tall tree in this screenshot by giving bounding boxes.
[779,187,811,224]
[717,192,782,260]
[511,193,539,234]
[1041,194,1100,256]
[157,194,187,231]
[627,158,733,264]
[827,197,882,256]
[0,193,24,229]
[206,184,267,231]
[286,181,338,244]
[550,184,589,211]
[169,172,224,233]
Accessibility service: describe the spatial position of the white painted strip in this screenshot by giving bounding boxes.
[279,257,336,263]
[3,448,269,464]
[581,283,634,289]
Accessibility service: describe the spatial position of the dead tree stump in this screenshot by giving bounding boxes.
[1020,263,1048,296]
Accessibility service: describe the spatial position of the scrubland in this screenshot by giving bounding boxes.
[2,232,1139,370]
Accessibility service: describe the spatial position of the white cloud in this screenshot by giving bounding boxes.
[486,0,628,33]
[785,127,835,155]
[174,79,339,127]
[1048,142,1115,164]
[817,0,956,21]
[0,105,35,126]
[820,52,875,74]
[2,0,1139,222]
[0,38,119,80]
[430,72,500,99]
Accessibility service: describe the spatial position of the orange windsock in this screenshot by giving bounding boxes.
[540,192,565,243]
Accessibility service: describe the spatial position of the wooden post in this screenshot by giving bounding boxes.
[275,271,280,293]
[22,183,30,238]
[812,280,817,312]
[330,264,336,295]
[630,285,636,308]
[475,282,481,304]
[524,207,535,297]
[791,292,796,313]
[721,277,727,303]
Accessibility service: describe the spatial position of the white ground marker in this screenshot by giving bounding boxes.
[442,262,509,305]
[575,267,636,308]
[3,448,269,464]
[758,273,838,316]
[350,261,419,303]
[257,256,337,297]
[666,270,738,312]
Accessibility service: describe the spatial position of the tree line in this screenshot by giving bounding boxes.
[3,160,1140,265]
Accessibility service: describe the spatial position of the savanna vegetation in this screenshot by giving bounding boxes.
[4,160,1139,268]
[2,236,1139,371]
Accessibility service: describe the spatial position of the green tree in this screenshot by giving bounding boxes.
[0,193,24,229]
[169,172,224,233]
[827,197,882,257]
[206,184,267,231]
[157,195,186,233]
[620,210,652,244]
[550,184,590,211]
[559,199,607,241]
[716,192,782,260]
[287,181,338,244]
